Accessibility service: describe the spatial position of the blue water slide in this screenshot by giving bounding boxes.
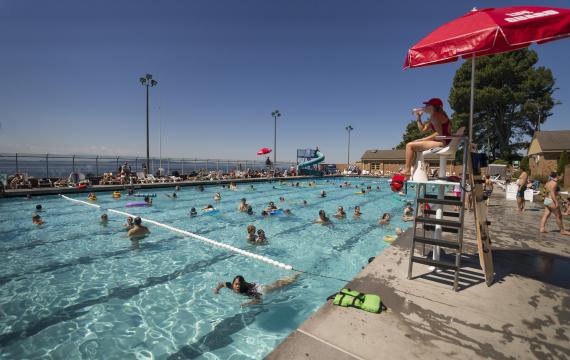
[297,151,325,170]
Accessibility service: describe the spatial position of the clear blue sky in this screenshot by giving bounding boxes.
[0,0,568,163]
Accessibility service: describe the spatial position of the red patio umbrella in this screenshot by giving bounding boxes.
[404,6,570,143]
[257,147,272,155]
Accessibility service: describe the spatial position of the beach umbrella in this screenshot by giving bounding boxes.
[404,6,570,144]
[257,147,272,155]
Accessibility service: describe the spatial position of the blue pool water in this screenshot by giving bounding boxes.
[0,177,414,359]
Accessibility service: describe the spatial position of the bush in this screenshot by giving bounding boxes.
[512,170,522,179]
[520,156,529,172]
[493,159,509,165]
[531,174,549,186]
[558,151,569,174]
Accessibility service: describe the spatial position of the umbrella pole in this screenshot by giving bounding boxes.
[468,56,476,146]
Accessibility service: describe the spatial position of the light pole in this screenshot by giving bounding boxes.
[345,125,353,168]
[139,73,158,173]
[271,110,281,169]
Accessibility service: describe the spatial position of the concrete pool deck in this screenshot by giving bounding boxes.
[267,192,570,360]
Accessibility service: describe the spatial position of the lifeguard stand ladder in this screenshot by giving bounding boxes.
[407,130,468,291]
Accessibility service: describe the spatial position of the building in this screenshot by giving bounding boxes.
[359,149,459,175]
[527,130,570,176]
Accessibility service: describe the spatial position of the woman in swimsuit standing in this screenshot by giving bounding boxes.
[540,172,570,235]
[401,98,452,178]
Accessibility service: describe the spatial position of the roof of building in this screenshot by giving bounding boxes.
[361,149,440,161]
[528,130,570,155]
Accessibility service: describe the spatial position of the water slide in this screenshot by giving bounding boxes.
[297,151,325,171]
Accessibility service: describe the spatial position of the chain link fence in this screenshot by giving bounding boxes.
[0,153,296,179]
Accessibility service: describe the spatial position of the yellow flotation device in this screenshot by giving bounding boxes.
[112,192,121,198]
[354,192,366,195]
[383,235,396,243]
[88,195,97,201]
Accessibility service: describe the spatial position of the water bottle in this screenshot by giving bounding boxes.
[412,107,425,116]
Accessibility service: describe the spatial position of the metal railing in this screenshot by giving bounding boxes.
[0,153,296,179]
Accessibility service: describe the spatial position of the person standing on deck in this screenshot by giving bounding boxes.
[516,171,529,212]
[539,172,570,236]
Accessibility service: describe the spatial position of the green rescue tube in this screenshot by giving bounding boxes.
[327,288,383,313]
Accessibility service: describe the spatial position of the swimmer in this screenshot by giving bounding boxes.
[246,205,254,215]
[360,189,366,194]
[166,192,177,199]
[175,185,181,191]
[35,204,42,212]
[144,196,153,205]
[379,213,391,225]
[32,213,45,225]
[127,188,134,195]
[376,186,380,190]
[250,185,255,190]
[213,274,300,307]
[256,229,267,244]
[26,194,32,200]
[199,185,205,192]
[190,208,198,217]
[266,201,278,212]
[302,200,308,206]
[238,198,248,212]
[404,206,413,216]
[261,210,269,217]
[100,213,108,225]
[333,206,346,219]
[214,193,222,201]
[124,216,134,231]
[315,210,331,224]
[203,204,215,211]
[128,217,150,238]
[320,190,327,198]
[284,209,292,215]
[353,206,362,218]
[246,225,257,243]
[279,196,285,202]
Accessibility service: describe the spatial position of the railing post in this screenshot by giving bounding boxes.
[46,154,49,178]
[96,156,99,176]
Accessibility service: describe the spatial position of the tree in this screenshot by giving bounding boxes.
[449,49,557,160]
[520,156,529,172]
[558,150,569,175]
[395,120,424,149]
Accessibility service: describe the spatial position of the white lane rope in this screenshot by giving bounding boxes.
[60,194,293,270]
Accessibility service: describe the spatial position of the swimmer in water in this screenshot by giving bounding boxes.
[35,204,42,212]
[246,205,254,215]
[320,190,327,198]
[26,194,32,200]
[284,209,292,215]
[124,216,134,231]
[100,213,108,225]
[203,204,215,212]
[166,192,177,199]
[266,201,278,212]
[246,225,257,243]
[261,210,269,217]
[175,185,181,191]
[190,208,198,217]
[32,213,45,225]
[238,198,248,212]
[144,196,153,205]
[302,200,308,206]
[213,274,300,306]
[128,217,150,238]
[402,205,414,222]
[279,196,285,202]
[333,206,346,219]
[353,206,362,218]
[315,210,331,224]
[199,185,205,192]
[214,193,222,201]
[256,229,267,244]
[379,213,391,225]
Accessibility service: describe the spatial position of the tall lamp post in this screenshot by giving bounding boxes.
[345,125,353,168]
[139,73,158,173]
[271,110,281,169]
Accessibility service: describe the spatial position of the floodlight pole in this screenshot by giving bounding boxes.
[345,125,353,167]
[271,110,281,170]
[140,74,158,173]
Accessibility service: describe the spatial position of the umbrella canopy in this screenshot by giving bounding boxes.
[404,6,570,68]
[404,6,570,143]
[257,148,272,155]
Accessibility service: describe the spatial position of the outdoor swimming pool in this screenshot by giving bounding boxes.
[0,177,414,359]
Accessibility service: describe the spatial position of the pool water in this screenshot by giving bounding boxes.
[0,177,414,359]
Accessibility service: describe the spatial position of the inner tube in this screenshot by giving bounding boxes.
[76,184,87,189]
[132,193,157,198]
[126,202,150,207]
[87,196,97,201]
[354,192,366,195]
[112,192,121,198]
[270,209,284,215]
[203,209,219,215]
[383,235,396,243]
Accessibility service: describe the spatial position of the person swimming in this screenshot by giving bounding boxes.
[124,216,134,231]
[261,210,269,217]
[166,192,177,199]
[302,200,308,206]
[214,193,222,201]
[315,210,331,224]
[213,274,300,306]
[238,198,248,212]
[379,213,391,225]
[203,204,216,212]
[128,217,150,238]
[320,190,327,198]
[246,225,257,243]
[256,229,267,244]
[32,213,45,225]
[333,206,346,219]
[279,197,285,202]
[402,206,414,221]
[198,185,205,192]
[175,185,181,191]
[353,206,362,218]
[246,205,254,215]
[35,204,42,211]
[144,196,153,205]
[190,207,198,217]
[266,201,278,212]
[100,213,108,225]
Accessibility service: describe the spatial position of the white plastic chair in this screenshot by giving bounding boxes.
[412,127,465,182]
